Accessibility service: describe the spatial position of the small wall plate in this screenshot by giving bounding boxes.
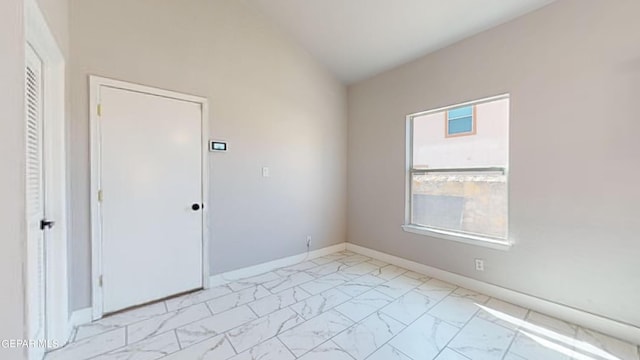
[209,140,227,152]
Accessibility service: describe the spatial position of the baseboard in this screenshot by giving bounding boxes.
[208,242,347,287]
[346,243,640,345]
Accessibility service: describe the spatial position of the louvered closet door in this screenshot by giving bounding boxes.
[25,43,46,351]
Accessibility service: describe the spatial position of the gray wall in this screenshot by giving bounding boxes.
[348,0,640,327]
[35,0,69,56]
[0,0,68,358]
[0,0,27,358]
[69,0,347,311]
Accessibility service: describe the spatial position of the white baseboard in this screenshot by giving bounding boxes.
[209,243,347,287]
[346,243,640,345]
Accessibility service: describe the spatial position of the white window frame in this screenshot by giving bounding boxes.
[403,94,511,251]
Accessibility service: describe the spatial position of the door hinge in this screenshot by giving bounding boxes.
[98,275,103,287]
[98,189,103,202]
[97,104,102,117]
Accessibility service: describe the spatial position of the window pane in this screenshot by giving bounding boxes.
[448,116,473,134]
[447,106,473,119]
[413,97,509,169]
[411,171,507,239]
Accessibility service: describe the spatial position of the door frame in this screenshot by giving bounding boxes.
[89,76,210,320]
[25,0,69,352]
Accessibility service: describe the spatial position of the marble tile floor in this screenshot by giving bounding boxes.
[46,250,640,360]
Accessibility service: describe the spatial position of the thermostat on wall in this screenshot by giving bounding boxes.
[209,140,228,152]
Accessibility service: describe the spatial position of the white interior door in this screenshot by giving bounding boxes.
[25,44,47,360]
[100,86,204,314]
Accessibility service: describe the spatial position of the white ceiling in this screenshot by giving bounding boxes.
[247,0,555,84]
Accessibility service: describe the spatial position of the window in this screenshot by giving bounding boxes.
[404,95,510,249]
[446,105,475,137]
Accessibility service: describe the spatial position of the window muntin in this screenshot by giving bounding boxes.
[407,95,509,244]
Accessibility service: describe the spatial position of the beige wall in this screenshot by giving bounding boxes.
[68,0,347,310]
[36,0,69,56]
[0,0,27,358]
[348,0,640,327]
[1,0,68,358]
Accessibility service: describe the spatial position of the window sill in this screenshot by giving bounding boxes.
[401,225,512,251]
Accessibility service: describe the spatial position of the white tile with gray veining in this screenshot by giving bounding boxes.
[403,270,431,282]
[278,310,354,357]
[305,261,351,277]
[310,256,336,266]
[262,272,316,293]
[389,313,460,360]
[334,274,385,297]
[47,249,640,360]
[508,331,573,360]
[227,272,282,292]
[75,302,168,341]
[414,278,457,301]
[290,288,351,320]
[575,327,640,360]
[299,272,351,295]
[248,286,310,317]
[336,254,370,267]
[525,311,578,338]
[332,311,404,360]
[335,290,394,322]
[366,258,389,267]
[369,264,407,281]
[91,331,179,360]
[46,328,126,360]
[297,340,355,360]
[227,337,295,360]
[161,334,235,360]
[448,317,515,360]
[275,261,318,277]
[164,285,233,312]
[127,303,211,344]
[227,307,304,353]
[427,287,489,328]
[374,274,424,299]
[322,252,352,261]
[435,348,472,360]
[476,297,528,331]
[175,305,257,348]
[206,285,271,314]
[367,344,413,360]
[381,289,438,325]
[339,261,382,278]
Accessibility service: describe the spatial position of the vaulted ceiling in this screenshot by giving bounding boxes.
[247,0,555,84]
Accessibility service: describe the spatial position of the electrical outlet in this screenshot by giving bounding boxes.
[262,167,269,177]
[306,235,311,249]
[474,258,485,272]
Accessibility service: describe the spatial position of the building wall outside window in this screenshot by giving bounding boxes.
[413,98,509,169]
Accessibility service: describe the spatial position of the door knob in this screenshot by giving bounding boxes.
[191,203,201,211]
[40,219,55,230]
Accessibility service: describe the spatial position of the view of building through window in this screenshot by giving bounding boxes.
[409,96,509,240]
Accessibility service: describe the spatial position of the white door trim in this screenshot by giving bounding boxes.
[24,0,69,352]
[89,76,210,320]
